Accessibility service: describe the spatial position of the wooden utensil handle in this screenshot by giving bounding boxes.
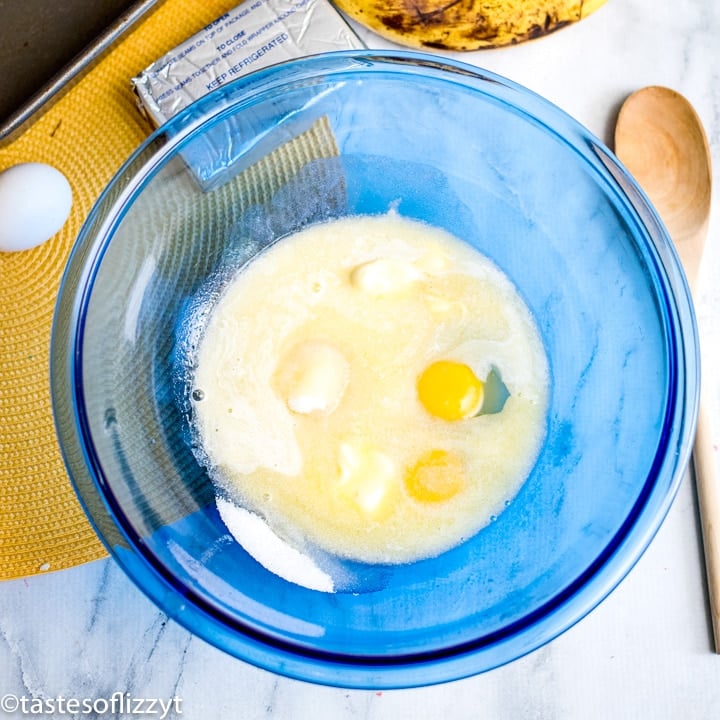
[693,399,720,651]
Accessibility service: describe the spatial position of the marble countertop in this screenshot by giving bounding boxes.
[2,0,720,717]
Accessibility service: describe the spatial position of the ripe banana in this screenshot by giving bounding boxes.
[333,0,608,51]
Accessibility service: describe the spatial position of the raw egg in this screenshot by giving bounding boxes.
[405,449,465,503]
[0,163,72,252]
[417,360,484,421]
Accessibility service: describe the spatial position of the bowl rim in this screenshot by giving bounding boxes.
[50,49,700,689]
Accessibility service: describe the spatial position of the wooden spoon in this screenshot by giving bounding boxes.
[615,86,717,649]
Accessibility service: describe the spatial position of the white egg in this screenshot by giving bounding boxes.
[0,162,73,252]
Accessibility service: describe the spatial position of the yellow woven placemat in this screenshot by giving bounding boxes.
[0,0,243,580]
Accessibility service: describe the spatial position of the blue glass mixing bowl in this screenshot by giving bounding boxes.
[50,51,699,688]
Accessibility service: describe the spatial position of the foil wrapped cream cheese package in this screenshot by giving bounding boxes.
[132,0,364,188]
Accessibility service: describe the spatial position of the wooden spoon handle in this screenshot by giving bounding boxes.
[693,398,720,650]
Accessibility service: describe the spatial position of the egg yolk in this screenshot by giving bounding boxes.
[405,450,465,503]
[417,360,484,421]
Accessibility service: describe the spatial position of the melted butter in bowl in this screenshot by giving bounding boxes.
[189,212,549,588]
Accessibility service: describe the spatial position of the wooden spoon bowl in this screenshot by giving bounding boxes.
[615,86,712,287]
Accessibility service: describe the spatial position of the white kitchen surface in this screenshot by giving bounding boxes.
[2,0,720,717]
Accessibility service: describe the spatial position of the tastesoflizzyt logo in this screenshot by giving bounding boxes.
[0,692,182,718]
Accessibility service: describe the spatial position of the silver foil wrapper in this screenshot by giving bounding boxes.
[132,0,364,129]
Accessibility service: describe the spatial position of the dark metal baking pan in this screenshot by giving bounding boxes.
[0,0,165,145]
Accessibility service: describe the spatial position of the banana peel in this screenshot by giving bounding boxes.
[333,0,608,51]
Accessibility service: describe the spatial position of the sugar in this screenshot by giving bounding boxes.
[216,496,335,593]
